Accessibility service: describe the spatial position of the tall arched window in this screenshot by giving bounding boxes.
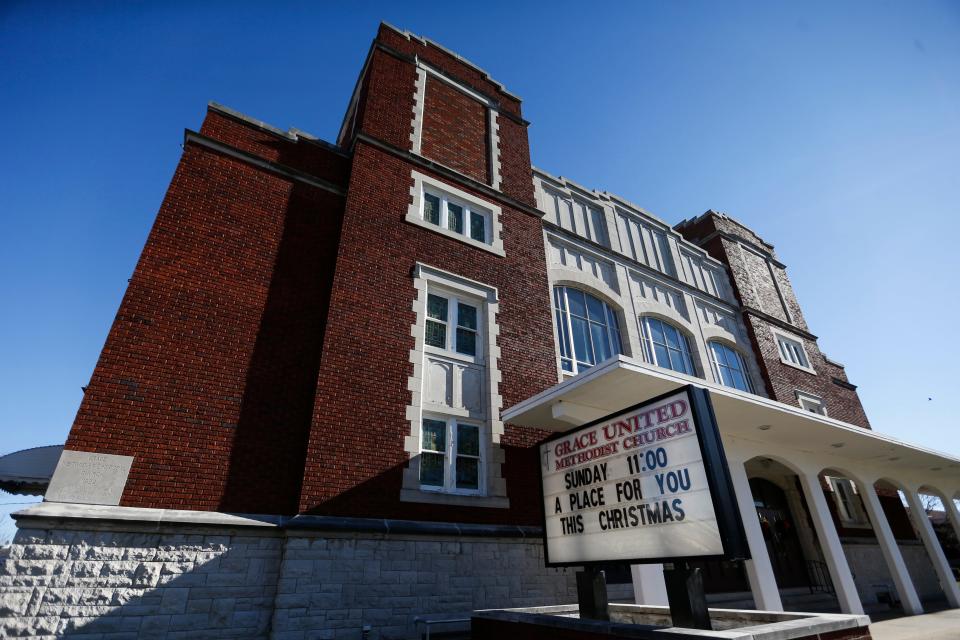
[640,316,695,376]
[708,341,753,393]
[553,286,622,374]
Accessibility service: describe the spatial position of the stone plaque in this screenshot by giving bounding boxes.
[45,450,134,505]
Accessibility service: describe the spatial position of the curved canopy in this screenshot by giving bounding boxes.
[0,445,63,495]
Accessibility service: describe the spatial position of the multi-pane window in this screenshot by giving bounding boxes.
[422,189,490,244]
[425,293,479,358]
[553,286,622,374]
[641,317,696,376]
[828,477,867,526]
[796,391,827,416]
[419,416,483,494]
[709,341,753,393]
[776,333,811,370]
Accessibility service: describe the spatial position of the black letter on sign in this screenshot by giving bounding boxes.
[555,497,562,514]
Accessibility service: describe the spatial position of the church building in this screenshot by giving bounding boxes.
[2,23,959,640]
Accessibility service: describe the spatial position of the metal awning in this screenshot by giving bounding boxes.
[503,356,960,491]
[0,445,63,496]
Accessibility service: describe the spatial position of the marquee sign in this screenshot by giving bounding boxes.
[539,385,749,566]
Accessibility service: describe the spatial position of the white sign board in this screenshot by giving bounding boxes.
[539,388,727,565]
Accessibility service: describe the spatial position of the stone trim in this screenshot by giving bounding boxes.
[543,223,738,314]
[771,326,818,375]
[382,21,523,102]
[489,109,501,190]
[409,60,505,192]
[356,134,543,219]
[11,502,284,533]
[183,131,347,196]
[409,65,427,154]
[405,170,505,256]
[401,263,508,508]
[11,503,541,538]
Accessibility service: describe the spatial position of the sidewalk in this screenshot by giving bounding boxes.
[869,609,960,640]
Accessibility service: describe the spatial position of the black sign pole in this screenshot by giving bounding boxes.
[663,561,710,630]
[575,566,609,621]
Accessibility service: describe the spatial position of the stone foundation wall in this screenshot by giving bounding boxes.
[0,520,579,639]
[0,527,282,639]
[273,533,577,639]
[843,540,944,605]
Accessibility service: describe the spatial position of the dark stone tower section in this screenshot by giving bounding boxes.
[675,211,870,428]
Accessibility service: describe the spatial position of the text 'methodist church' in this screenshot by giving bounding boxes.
[2,22,959,639]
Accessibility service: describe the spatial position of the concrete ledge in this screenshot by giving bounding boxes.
[472,604,872,640]
[286,514,540,538]
[13,502,544,539]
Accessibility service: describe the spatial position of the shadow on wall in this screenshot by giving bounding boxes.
[218,137,345,516]
[0,527,283,639]
[0,520,580,639]
[297,448,546,527]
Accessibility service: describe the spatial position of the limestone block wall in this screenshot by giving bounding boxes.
[0,526,282,639]
[0,517,580,640]
[271,533,578,639]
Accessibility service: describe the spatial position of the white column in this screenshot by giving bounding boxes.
[728,460,783,611]
[631,564,668,606]
[904,489,960,607]
[797,471,864,614]
[859,482,923,615]
[942,495,960,548]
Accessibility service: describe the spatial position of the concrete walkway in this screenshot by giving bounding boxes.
[869,609,960,640]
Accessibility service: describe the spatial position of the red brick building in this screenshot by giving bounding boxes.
[2,22,958,639]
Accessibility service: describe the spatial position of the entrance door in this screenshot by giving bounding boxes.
[750,478,810,588]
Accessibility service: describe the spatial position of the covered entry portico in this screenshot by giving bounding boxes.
[504,355,960,617]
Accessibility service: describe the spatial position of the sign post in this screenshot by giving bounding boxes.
[538,385,749,629]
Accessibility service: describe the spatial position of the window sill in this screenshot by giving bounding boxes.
[399,488,510,509]
[405,214,506,257]
[425,346,482,366]
[779,357,817,375]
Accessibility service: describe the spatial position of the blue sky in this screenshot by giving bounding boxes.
[1,1,958,493]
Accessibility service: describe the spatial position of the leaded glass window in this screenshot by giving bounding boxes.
[424,291,481,360]
[419,417,483,494]
[421,188,491,245]
[425,294,448,349]
[420,418,446,487]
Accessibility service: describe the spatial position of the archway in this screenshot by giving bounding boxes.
[733,456,843,612]
[874,479,955,609]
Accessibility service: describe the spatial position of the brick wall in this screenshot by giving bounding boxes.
[297,25,553,523]
[676,212,870,428]
[349,24,535,207]
[63,107,349,514]
[296,142,556,524]
[421,76,490,183]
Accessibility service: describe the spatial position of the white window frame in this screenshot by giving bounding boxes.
[424,289,483,365]
[772,328,816,374]
[406,173,505,257]
[708,340,754,393]
[418,414,485,496]
[422,188,491,242]
[827,476,868,526]
[796,390,827,416]
[401,263,508,509]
